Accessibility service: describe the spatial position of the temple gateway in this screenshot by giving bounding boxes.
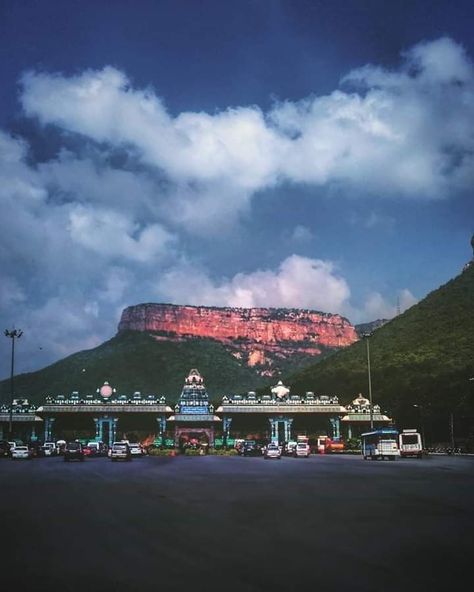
[1,368,392,446]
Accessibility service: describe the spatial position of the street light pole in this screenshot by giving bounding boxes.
[4,329,23,440]
[362,333,374,430]
[413,404,425,448]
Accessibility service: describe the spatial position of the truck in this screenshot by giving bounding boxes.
[398,429,423,458]
[316,435,345,454]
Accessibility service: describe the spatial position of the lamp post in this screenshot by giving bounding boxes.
[413,404,425,448]
[4,329,23,440]
[449,378,474,453]
[362,333,374,430]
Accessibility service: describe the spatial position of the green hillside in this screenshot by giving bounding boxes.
[288,265,474,427]
[0,332,271,404]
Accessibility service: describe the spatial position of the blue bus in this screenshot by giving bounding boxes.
[361,428,400,460]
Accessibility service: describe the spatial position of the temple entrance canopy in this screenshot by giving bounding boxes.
[168,369,221,447]
[341,394,393,438]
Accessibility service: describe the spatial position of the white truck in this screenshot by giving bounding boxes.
[398,429,423,458]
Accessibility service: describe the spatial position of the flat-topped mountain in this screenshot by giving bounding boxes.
[0,304,358,403]
[118,303,358,375]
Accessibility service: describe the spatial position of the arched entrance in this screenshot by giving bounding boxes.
[175,426,214,450]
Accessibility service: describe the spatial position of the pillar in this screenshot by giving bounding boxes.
[347,424,352,439]
[268,418,278,443]
[30,425,37,441]
[93,418,100,441]
[284,418,293,443]
[223,416,233,444]
[44,417,56,442]
[334,417,341,439]
[111,418,118,447]
[330,417,341,439]
[159,415,167,435]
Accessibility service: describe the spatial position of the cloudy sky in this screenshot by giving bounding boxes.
[1,0,473,378]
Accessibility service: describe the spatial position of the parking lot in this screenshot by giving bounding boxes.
[1,453,473,592]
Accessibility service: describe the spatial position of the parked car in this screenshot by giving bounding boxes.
[284,441,297,456]
[28,442,44,457]
[42,442,57,456]
[129,443,144,457]
[82,445,95,457]
[0,440,11,457]
[294,442,311,458]
[56,440,67,455]
[239,440,262,457]
[11,445,33,460]
[87,441,108,456]
[264,442,282,460]
[110,442,132,461]
[64,441,85,462]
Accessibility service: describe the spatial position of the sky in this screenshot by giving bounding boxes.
[1,0,473,378]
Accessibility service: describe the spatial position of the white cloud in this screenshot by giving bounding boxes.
[348,288,418,323]
[20,37,474,228]
[158,255,351,312]
[68,204,175,263]
[1,38,463,377]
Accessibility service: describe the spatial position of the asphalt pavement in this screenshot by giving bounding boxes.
[1,453,473,592]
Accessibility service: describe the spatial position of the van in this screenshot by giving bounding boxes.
[399,429,423,458]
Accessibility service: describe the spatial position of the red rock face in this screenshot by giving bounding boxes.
[118,303,359,376]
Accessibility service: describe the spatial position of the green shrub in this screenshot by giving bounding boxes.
[211,448,238,456]
[184,448,201,456]
[148,448,178,456]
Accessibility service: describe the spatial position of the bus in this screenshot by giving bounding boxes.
[361,428,400,460]
[398,429,423,458]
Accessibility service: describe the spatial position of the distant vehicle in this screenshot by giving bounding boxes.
[294,442,310,458]
[0,440,11,457]
[361,429,400,461]
[129,443,144,457]
[316,435,345,454]
[87,441,108,456]
[11,445,33,460]
[110,442,132,461]
[82,446,94,457]
[56,440,67,455]
[399,429,423,458]
[42,442,56,456]
[64,441,85,462]
[239,440,261,457]
[264,442,282,460]
[285,441,297,456]
[28,442,44,458]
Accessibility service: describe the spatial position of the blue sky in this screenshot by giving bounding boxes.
[1,0,473,377]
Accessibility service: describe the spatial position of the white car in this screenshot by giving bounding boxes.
[264,443,282,459]
[129,443,144,457]
[42,442,56,456]
[11,446,33,460]
[294,443,310,458]
[110,442,132,461]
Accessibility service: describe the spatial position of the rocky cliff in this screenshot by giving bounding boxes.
[118,303,358,376]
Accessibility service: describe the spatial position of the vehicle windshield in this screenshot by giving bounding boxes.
[16,446,28,450]
[130,444,139,448]
[113,445,127,450]
[297,443,308,448]
[67,443,80,450]
[402,435,419,444]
